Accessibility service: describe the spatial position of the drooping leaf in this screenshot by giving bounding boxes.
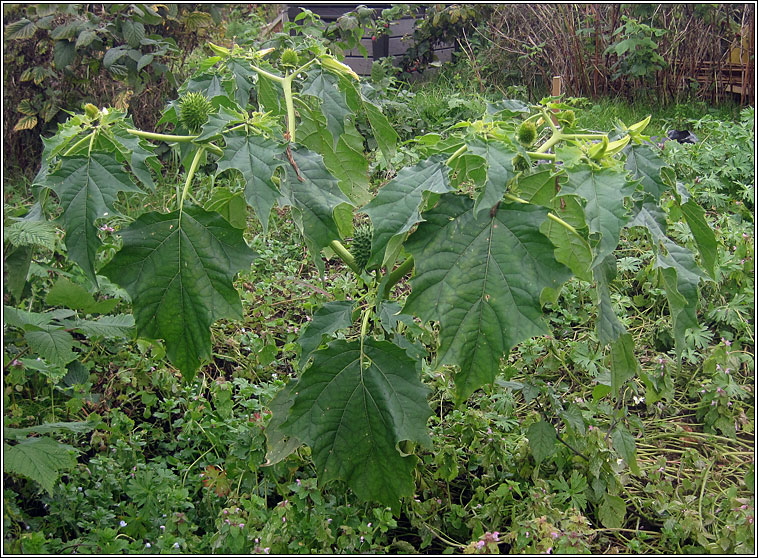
[624,144,667,200]
[540,199,592,282]
[108,126,161,190]
[4,437,78,495]
[64,314,135,338]
[296,300,355,368]
[363,157,451,269]
[226,58,257,108]
[262,381,302,466]
[467,137,519,217]
[609,333,639,396]
[215,131,284,233]
[361,97,398,161]
[527,420,556,463]
[404,194,571,401]
[4,219,56,250]
[4,420,96,439]
[278,147,352,254]
[102,205,256,379]
[281,339,432,511]
[204,187,248,229]
[630,202,709,356]
[4,245,32,301]
[611,425,640,475]
[302,68,351,147]
[598,494,627,528]
[298,103,369,205]
[47,154,141,283]
[559,165,635,267]
[678,199,718,280]
[594,255,627,345]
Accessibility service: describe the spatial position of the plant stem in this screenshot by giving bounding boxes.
[525,151,556,160]
[446,144,468,165]
[380,256,414,299]
[503,193,580,236]
[63,133,94,156]
[282,75,296,142]
[179,147,205,215]
[126,129,198,142]
[329,240,361,275]
[562,133,608,140]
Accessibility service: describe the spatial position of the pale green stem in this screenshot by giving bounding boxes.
[446,144,468,165]
[540,106,559,133]
[126,129,198,142]
[282,75,296,142]
[249,65,284,84]
[87,130,97,156]
[525,151,556,160]
[380,255,414,300]
[63,133,94,156]
[536,132,562,154]
[503,193,579,235]
[562,133,607,140]
[359,304,372,367]
[179,147,206,215]
[125,128,223,155]
[329,239,361,275]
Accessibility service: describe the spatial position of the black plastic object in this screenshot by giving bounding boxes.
[666,129,699,144]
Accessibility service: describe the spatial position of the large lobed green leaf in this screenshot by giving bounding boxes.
[47,154,141,283]
[102,204,256,380]
[281,339,432,511]
[362,157,452,269]
[215,131,284,233]
[559,165,636,268]
[404,194,572,402]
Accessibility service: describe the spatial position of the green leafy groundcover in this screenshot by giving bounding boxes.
[11,39,720,516]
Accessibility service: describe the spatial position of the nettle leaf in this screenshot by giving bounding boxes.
[362,157,451,269]
[467,137,519,217]
[102,205,256,380]
[3,219,57,250]
[279,147,352,266]
[24,326,77,366]
[281,339,432,511]
[215,131,284,232]
[4,437,78,495]
[559,165,636,267]
[296,300,355,368]
[527,420,556,463]
[47,154,140,283]
[404,194,571,401]
[624,144,667,200]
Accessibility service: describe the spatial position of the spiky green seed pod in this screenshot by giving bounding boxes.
[84,103,99,119]
[179,92,212,133]
[516,121,537,146]
[280,48,300,68]
[557,109,575,127]
[350,223,373,271]
[513,153,531,172]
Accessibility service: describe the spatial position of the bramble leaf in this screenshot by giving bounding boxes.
[4,437,78,495]
[281,339,432,511]
[102,205,256,380]
[404,194,571,401]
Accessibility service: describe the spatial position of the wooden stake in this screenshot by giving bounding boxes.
[551,75,563,126]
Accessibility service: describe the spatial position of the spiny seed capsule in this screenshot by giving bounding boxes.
[179,92,212,133]
[513,154,530,172]
[84,103,99,119]
[280,48,300,68]
[558,109,575,127]
[351,224,373,271]
[516,121,537,146]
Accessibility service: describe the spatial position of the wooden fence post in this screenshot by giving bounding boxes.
[551,75,563,126]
